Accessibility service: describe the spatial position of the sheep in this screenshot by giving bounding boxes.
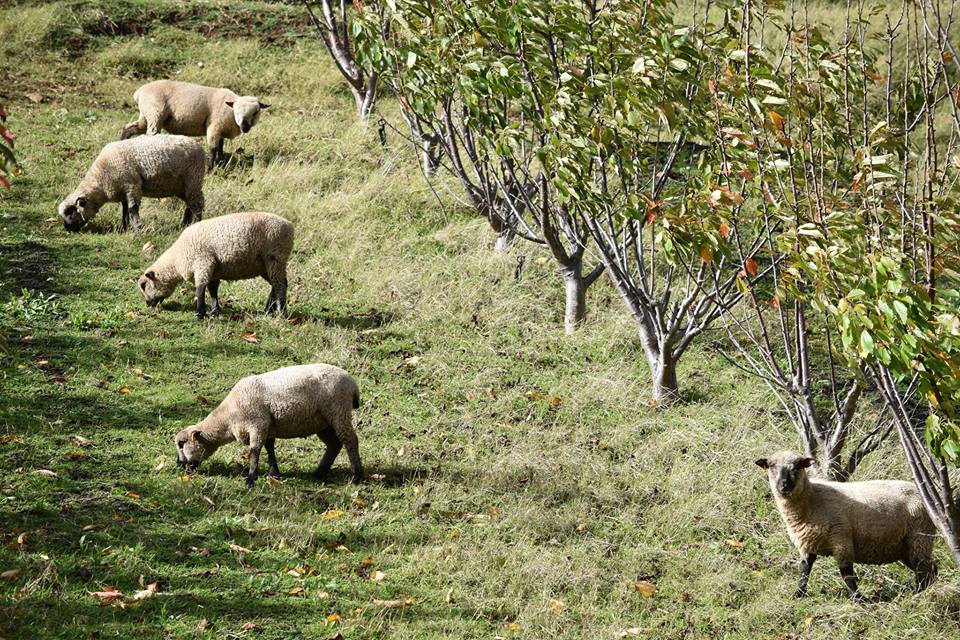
[138,211,293,319]
[173,364,363,487]
[59,135,205,232]
[121,80,270,168]
[756,450,937,600]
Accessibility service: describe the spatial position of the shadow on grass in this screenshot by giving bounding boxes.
[0,240,60,294]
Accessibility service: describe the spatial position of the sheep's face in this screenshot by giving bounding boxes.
[225,97,268,134]
[58,194,98,232]
[174,426,214,470]
[138,270,176,308]
[755,451,815,498]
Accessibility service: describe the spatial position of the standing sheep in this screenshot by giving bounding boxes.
[59,135,205,232]
[756,450,937,600]
[138,212,293,319]
[121,80,270,168]
[173,364,363,487]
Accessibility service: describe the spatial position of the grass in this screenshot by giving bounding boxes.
[1,1,959,638]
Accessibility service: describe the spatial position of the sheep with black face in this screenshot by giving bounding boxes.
[757,450,937,600]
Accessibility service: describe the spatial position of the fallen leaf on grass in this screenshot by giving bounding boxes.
[633,580,657,597]
[125,311,137,319]
[7,533,26,550]
[34,469,58,478]
[326,613,341,623]
[141,241,155,252]
[369,473,386,481]
[618,628,646,637]
[372,598,413,609]
[288,587,305,596]
[227,542,252,553]
[82,524,102,532]
[370,570,385,581]
[1,435,24,444]
[504,622,520,632]
[66,450,87,459]
[91,587,124,603]
[44,217,59,224]
[523,390,562,405]
[1,569,20,581]
[129,582,158,602]
[241,621,258,631]
[725,538,745,548]
[196,396,210,405]
[27,94,43,103]
[321,509,344,521]
[197,618,210,631]
[547,598,566,614]
[242,332,258,344]
[71,435,93,448]
[154,456,167,471]
[118,387,131,394]
[124,492,141,500]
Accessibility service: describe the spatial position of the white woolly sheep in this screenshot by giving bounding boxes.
[138,211,293,319]
[59,135,205,232]
[121,80,270,168]
[756,450,937,600]
[173,363,363,487]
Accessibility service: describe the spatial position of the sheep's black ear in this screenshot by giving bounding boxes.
[192,431,210,446]
[224,100,235,108]
[145,270,156,280]
[797,457,817,469]
[259,102,270,109]
[76,197,87,207]
[755,458,769,469]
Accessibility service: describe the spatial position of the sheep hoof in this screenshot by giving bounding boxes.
[267,469,281,479]
[350,472,364,484]
[793,589,807,599]
[245,476,256,489]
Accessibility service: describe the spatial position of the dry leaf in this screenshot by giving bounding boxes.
[141,241,155,252]
[125,311,136,319]
[71,435,93,447]
[82,524,101,532]
[547,598,566,614]
[197,618,210,630]
[8,533,26,550]
[44,216,59,224]
[196,396,210,405]
[373,598,413,609]
[485,387,495,400]
[370,473,386,481]
[400,355,421,367]
[321,509,344,521]
[744,258,759,277]
[370,570,385,581]
[725,538,745,548]
[227,542,252,553]
[1,434,23,444]
[241,621,258,631]
[91,588,124,602]
[118,387,131,394]
[27,94,43,103]
[633,580,657,597]
[35,469,58,478]
[1,569,20,581]
[326,613,341,623]
[618,628,646,638]
[288,587,305,596]
[242,332,258,344]
[154,456,167,471]
[125,492,141,500]
[504,622,520,632]
[129,582,158,602]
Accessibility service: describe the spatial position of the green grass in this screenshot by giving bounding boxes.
[1,1,959,638]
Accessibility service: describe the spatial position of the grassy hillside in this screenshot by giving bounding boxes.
[1,1,958,638]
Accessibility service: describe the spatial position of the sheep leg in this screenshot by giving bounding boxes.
[208,281,221,317]
[216,139,226,166]
[341,430,364,484]
[121,201,129,232]
[195,283,207,319]
[246,444,262,488]
[181,208,194,227]
[264,438,281,478]
[795,553,816,598]
[313,428,342,479]
[838,564,862,601]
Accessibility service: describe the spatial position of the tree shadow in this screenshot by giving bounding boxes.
[0,241,60,294]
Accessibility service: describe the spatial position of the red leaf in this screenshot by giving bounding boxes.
[719,222,731,239]
[242,332,258,344]
[745,258,759,277]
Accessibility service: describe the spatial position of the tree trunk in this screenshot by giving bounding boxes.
[652,356,680,407]
[494,227,515,253]
[560,259,587,335]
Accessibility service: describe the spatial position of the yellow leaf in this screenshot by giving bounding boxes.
[618,629,646,638]
[118,387,131,394]
[505,622,520,632]
[699,245,714,263]
[633,580,657,597]
[547,598,566,614]
[373,598,412,609]
[725,538,744,548]
[321,508,344,521]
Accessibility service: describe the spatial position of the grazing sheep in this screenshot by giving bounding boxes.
[138,211,293,319]
[173,364,363,487]
[59,135,205,232]
[756,450,937,600]
[121,80,270,168]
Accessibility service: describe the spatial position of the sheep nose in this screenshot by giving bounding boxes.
[241,123,251,133]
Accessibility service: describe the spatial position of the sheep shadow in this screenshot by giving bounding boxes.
[186,458,427,489]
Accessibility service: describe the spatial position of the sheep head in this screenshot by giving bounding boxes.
[174,426,215,470]
[225,97,267,134]
[756,451,816,498]
[138,269,177,308]
[58,193,100,232]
